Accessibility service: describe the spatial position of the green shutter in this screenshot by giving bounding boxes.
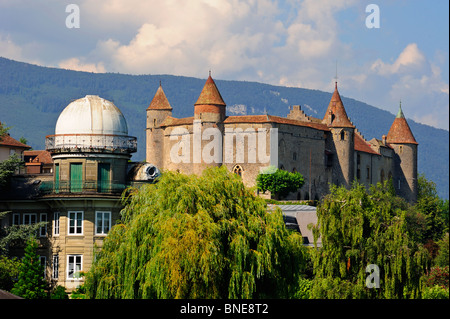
[55,164,59,193]
[97,163,110,192]
[70,163,83,192]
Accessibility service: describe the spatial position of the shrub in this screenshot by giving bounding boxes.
[423,266,449,289]
[422,285,449,299]
[50,285,69,299]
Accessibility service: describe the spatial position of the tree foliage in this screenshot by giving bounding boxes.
[310,181,430,299]
[415,174,448,241]
[256,166,305,199]
[11,239,47,299]
[85,167,307,299]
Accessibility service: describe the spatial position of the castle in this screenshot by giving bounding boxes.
[0,74,417,292]
[146,75,418,202]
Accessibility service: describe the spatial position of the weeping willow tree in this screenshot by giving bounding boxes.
[310,181,430,299]
[85,166,306,299]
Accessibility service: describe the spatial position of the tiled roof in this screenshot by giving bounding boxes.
[147,84,172,110]
[354,133,380,155]
[386,105,418,145]
[0,134,31,149]
[194,75,226,106]
[24,150,53,164]
[224,115,330,131]
[159,116,195,127]
[322,83,354,128]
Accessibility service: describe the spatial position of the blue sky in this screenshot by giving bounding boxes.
[0,0,448,130]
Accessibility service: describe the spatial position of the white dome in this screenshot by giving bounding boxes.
[55,95,128,136]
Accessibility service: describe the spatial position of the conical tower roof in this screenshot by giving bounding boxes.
[386,103,418,145]
[322,82,354,128]
[147,83,172,110]
[194,74,226,106]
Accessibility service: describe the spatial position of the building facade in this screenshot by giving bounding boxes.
[0,95,154,291]
[146,76,418,202]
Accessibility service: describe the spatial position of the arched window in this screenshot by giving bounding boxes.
[233,165,243,177]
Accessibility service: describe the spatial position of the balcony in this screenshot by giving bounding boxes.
[45,134,137,154]
[39,181,128,196]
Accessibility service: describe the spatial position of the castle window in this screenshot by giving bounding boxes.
[233,165,243,177]
[399,145,403,154]
[380,170,385,183]
[67,255,82,280]
[340,131,345,141]
[153,119,157,126]
[68,211,83,235]
[293,152,297,161]
[52,255,59,280]
[366,166,370,180]
[53,212,60,236]
[357,168,361,180]
[96,211,111,235]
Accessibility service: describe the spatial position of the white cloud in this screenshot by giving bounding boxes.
[370,43,428,76]
[58,57,106,73]
[0,34,23,61]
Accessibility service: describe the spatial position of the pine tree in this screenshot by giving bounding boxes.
[11,239,47,299]
[85,167,307,299]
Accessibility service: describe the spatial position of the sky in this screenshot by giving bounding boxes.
[0,0,448,130]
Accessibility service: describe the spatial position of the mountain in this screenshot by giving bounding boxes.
[0,57,448,199]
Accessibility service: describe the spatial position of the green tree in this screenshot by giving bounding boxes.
[0,154,23,189]
[256,166,305,199]
[310,182,429,299]
[11,239,47,299]
[85,167,307,299]
[415,174,448,242]
[0,211,46,256]
[0,256,21,291]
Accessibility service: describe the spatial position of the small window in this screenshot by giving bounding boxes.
[39,256,47,279]
[52,255,59,280]
[233,165,243,177]
[399,145,403,154]
[366,166,370,180]
[12,213,20,225]
[53,212,60,236]
[95,211,111,235]
[23,213,37,225]
[153,118,157,126]
[68,211,83,235]
[340,131,345,141]
[293,152,297,161]
[67,255,82,280]
[39,213,47,237]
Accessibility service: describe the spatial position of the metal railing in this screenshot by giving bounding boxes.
[39,181,128,195]
[45,134,137,154]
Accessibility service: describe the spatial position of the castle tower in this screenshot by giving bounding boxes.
[323,82,355,188]
[194,73,226,123]
[146,83,173,167]
[193,73,226,174]
[386,103,418,202]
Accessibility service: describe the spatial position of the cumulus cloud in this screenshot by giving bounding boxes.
[58,57,106,73]
[370,43,428,76]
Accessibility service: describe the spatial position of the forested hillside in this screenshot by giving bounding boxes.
[0,57,448,198]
